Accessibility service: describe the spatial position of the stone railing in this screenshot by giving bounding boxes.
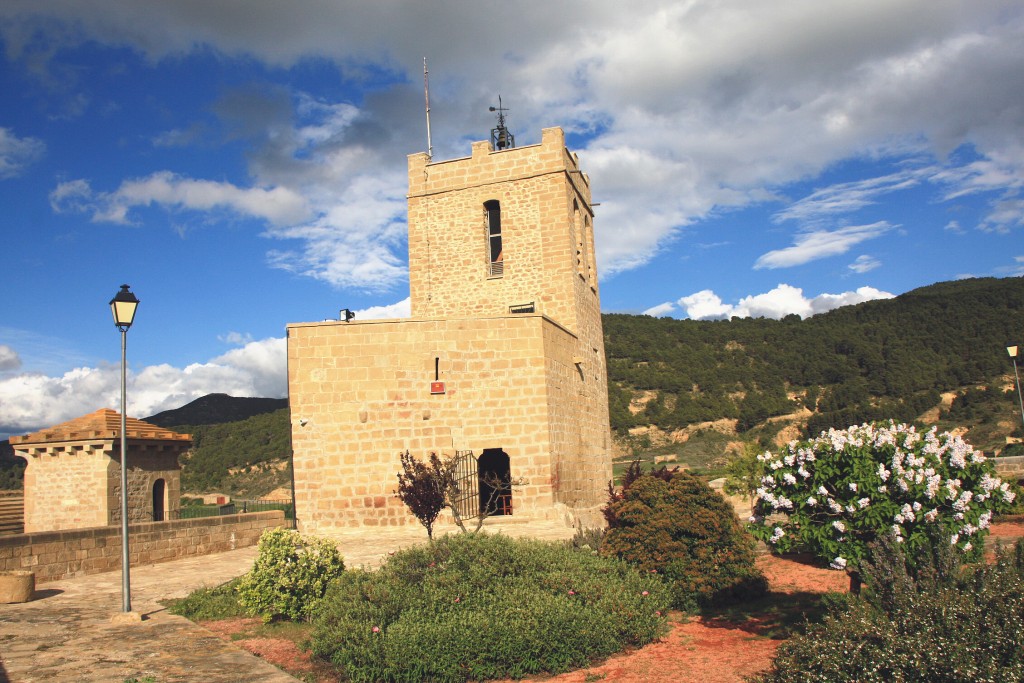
[0,510,285,583]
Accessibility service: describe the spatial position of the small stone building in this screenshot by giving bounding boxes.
[10,409,190,533]
[287,127,612,536]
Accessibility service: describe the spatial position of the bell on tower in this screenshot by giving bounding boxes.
[489,96,515,150]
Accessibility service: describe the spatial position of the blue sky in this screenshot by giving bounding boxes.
[1,1,1022,436]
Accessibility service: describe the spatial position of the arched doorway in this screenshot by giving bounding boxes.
[152,479,166,522]
[478,448,512,516]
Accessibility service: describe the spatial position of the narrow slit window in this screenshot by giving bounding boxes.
[485,200,503,277]
[573,200,584,276]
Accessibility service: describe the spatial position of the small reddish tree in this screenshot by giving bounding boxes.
[396,451,449,540]
[397,451,519,538]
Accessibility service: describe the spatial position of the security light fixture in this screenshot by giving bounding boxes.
[340,308,355,322]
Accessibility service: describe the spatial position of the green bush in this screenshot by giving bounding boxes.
[166,578,246,621]
[310,533,669,682]
[565,526,606,553]
[237,527,345,622]
[754,537,1024,682]
[601,470,767,610]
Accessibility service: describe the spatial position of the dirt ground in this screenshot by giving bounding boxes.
[202,521,1022,683]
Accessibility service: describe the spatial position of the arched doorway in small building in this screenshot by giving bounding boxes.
[478,448,512,516]
[152,479,166,522]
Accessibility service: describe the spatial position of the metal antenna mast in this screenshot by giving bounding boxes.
[423,57,433,159]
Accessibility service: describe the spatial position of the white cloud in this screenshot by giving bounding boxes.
[263,172,408,290]
[50,171,311,226]
[3,2,1023,281]
[678,290,735,320]
[218,331,253,346]
[774,171,923,225]
[848,255,881,274]
[0,345,21,372]
[677,283,895,320]
[755,222,894,269]
[0,337,286,435]
[0,127,44,179]
[978,196,1024,233]
[808,286,895,315]
[732,284,818,319]
[356,298,411,320]
[995,255,1024,277]
[643,302,676,317]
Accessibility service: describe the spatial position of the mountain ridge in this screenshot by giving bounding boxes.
[145,393,287,429]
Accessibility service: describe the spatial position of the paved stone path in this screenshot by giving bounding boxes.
[0,519,574,682]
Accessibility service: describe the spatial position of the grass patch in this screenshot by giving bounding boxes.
[164,578,246,621]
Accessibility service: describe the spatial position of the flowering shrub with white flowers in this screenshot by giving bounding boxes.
[748,421,1017,588]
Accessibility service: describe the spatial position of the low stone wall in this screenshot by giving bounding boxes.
[994,455,1024,478]
[0,510,285,583]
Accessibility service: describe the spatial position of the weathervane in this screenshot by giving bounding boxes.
[489,96,515,150]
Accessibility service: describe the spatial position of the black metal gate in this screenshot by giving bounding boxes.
[451,450,479,520]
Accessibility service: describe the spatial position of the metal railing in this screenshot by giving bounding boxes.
[168,498,294,522]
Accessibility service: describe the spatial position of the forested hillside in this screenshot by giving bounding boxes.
[2,276,1022,494]
[606,276,1024,451]
[171,408,291,495]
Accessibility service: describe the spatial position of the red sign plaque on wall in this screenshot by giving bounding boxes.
[430,381,446,395]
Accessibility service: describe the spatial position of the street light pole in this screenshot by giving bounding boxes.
[1009,346,1024,433]
[110,284,139,614]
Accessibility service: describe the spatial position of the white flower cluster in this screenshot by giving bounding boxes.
[752,421,1016,562]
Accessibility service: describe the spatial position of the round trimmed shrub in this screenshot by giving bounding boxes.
[237,527,345,622]
[310,533,669,682]
[601,470,767,609]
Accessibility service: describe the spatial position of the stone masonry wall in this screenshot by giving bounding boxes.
[0,510,285,583]
[542,317,611,515]
[408,127,592,334]
[288,315,581,536]
[107,447,182,524]
[20,444,109,533]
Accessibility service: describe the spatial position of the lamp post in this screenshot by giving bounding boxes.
[110,284,139,613]
[1009,346,1024,433]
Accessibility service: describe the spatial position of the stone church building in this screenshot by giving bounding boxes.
[287,127,611,537]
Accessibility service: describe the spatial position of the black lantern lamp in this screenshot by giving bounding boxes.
[110,284,140,331]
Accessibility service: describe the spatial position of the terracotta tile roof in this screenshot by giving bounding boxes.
[9,408,191,445]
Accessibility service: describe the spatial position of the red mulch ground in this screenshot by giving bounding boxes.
[202,522,1024,683]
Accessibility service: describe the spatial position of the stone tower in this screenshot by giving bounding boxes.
[287,127,611,537]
